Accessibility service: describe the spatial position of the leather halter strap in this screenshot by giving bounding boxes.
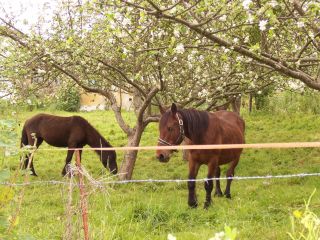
[158,113,185,146]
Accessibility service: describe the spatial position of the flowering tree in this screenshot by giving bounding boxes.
[2,0,314,178]
[122,0,320,91]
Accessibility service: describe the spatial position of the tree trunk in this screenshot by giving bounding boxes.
[231,96,241,114]
[249,94,253,113]
[118,125,144,180]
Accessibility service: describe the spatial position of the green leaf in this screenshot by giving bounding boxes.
[250,43,260,52]
[66,36,74,46]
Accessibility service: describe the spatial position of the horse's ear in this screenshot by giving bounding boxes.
[171,103,177,114]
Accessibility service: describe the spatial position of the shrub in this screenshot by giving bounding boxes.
[56,83,80,112]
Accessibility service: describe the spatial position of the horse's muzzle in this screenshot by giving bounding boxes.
[157,153,170,163]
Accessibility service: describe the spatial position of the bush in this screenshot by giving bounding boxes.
[247,90,320,114]
[56,83,80,112]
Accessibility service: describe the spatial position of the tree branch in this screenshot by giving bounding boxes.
[139,86,159,124]
[135,1,320,90]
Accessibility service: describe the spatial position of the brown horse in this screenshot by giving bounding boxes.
[21,114,117,176]
[156,103,245,208]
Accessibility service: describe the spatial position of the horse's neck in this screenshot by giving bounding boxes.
[86,125,111,148]
[181,109,209,144]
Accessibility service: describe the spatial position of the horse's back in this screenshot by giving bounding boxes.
[213,111,245,140]
[206,111,245,165]
[23,114,87,147]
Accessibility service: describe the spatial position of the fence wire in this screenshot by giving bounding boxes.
[0,172,319,187]
[1,141,320,187]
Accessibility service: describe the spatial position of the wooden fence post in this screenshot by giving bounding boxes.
[75,150,90,240]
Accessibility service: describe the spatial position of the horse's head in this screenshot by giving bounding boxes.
[101,150,118,174]
[156,103,185,162]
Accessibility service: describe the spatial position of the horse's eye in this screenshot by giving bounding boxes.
[168,127,172,132]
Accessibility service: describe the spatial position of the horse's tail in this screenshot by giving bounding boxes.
[21,126,28,148]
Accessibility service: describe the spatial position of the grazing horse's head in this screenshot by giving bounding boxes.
[101,150,118,174]
[156,103,185,162]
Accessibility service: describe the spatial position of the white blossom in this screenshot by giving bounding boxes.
[26,99,32,105]
[198,89,208,97]
[175,43,185,54]
[110,21,117,29]
[247,14,254,24]
[123,48,129,55]
[98,63,103,68]
[242,0,252,10]
[167,234,176,240]
[297,21,304,28]
[37,69,46,74]
[309,32,314,39]
[269,0,278,7]
[257,90,262,94]
[259,20,268,31]
[219,15,227,21]
[121,17,131,26]
[173,29,180,38]
[114,12,122,21]
[157,30,165,37]
[236,56,243,62]
[167,5,176,13]
[233,38,239,43]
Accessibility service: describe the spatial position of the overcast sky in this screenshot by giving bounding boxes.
[0,0,57,30]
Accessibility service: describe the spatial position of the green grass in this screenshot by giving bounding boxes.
[1,109,320,239]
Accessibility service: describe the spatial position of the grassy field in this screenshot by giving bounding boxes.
[0,109,320,239]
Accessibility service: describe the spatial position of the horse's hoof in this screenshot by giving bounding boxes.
[225,193,232,199]
[214,191,223,197]
[204,201,212,209]
[188,201,198,208]
[31,173,38,177]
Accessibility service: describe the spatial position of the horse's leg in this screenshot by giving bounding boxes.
[188,159,200,208]
[214,166,223,197]
[224,161,238,199]
[23,136,43,176]
[62,148,75,176]
[204,161,217,209]
[29,138,43,176]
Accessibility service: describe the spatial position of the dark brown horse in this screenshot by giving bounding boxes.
[156,103,245,208]
[21,114,117,176]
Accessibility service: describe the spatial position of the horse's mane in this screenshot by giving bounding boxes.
[81,119,112,149]
[178,108,209,144]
